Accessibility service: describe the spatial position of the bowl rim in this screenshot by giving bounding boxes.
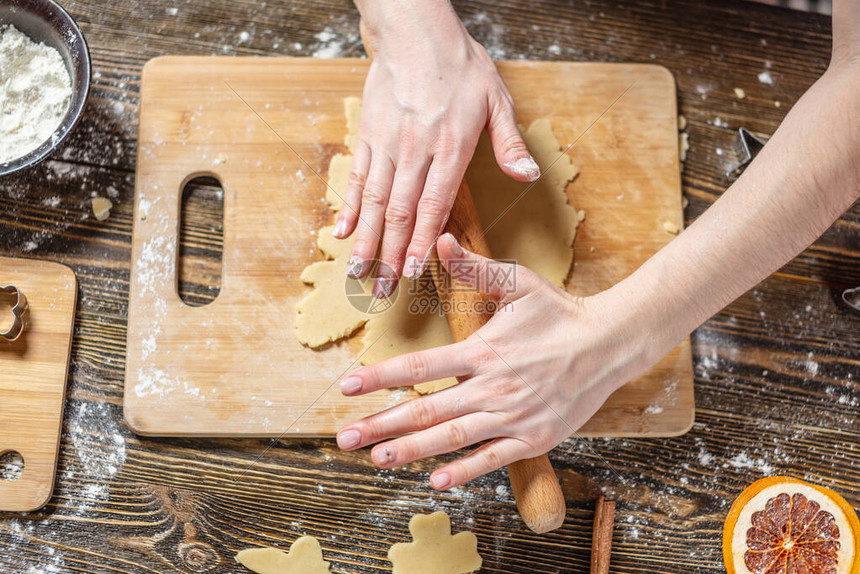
[0,0,91,177]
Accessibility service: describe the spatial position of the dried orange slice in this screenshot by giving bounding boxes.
[723,476,860,574]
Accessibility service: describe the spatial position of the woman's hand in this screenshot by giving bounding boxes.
[337,1,540,298]
[335,233,669,489]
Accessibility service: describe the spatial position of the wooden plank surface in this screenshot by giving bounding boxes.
[0,0,856,573]
[0,258,77,512]
[125,57,692,437]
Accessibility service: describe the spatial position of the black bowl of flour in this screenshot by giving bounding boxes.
[0,0,90,176]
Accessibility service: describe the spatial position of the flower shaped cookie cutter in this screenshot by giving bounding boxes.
[0,285,29,343]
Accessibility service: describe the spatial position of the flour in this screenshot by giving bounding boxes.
[0,25,72,164]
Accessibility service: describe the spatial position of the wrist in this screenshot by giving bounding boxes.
[566,287,659,400]
[355,0,468,57]
[594,270,685,377]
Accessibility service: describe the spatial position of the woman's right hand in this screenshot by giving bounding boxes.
[337,0,541,297]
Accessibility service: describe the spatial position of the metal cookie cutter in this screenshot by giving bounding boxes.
[728,127,770,179]
[843,287,860,316]
[0,285,29,342]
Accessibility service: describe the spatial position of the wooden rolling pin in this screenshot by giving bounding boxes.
[360,22,566,533]
[429,180,567,534]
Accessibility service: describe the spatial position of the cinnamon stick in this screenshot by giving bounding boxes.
[590,495,616,574]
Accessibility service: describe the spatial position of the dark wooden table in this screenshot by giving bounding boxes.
[1,1,857,572]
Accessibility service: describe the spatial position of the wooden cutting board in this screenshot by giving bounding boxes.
[0,257,77,512]
[126,57,693,438]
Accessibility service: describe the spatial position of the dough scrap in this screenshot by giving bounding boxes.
[236,537,331,574]
[296,99,579,393]
[91,197,113,221]
[678,131,690,162]
[388,511,482,574]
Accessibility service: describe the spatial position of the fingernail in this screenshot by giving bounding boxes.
[373,445,397,466]
[442,233,464,257]
[404,255,423,280]
[332,217,347,238]
[504,156,541,181]
[431,472,451,489]
[340,375,362,395]
[346,255,363,278]
[372,277,396,299]
[337,429,361,449]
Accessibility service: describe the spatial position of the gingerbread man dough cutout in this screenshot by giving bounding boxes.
[388,511,482,574]
[236,536,330,574]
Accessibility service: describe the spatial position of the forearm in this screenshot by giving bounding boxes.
[620,62,859,359]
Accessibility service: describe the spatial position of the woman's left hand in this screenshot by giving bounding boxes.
[336,233,667,490]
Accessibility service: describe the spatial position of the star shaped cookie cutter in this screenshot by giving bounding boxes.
[1,285,29,343]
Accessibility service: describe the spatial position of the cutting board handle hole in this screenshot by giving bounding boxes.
[0,450,24,481]
[179,176,224,307]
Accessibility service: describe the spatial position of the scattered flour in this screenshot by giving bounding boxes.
[695,84,712,99]
[758,70,773,85]
[697,447,713,467]
[726,452,775,475]
[134,367,199,399]
[312,27,356,58]
[315,29,336,43]
[644,404,664,415]
[462,12,507,60]
[804,352,819,376]
[62,400,127,515]
[0,25,72,164]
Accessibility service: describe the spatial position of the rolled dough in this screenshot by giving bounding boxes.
[295,98,578,393]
